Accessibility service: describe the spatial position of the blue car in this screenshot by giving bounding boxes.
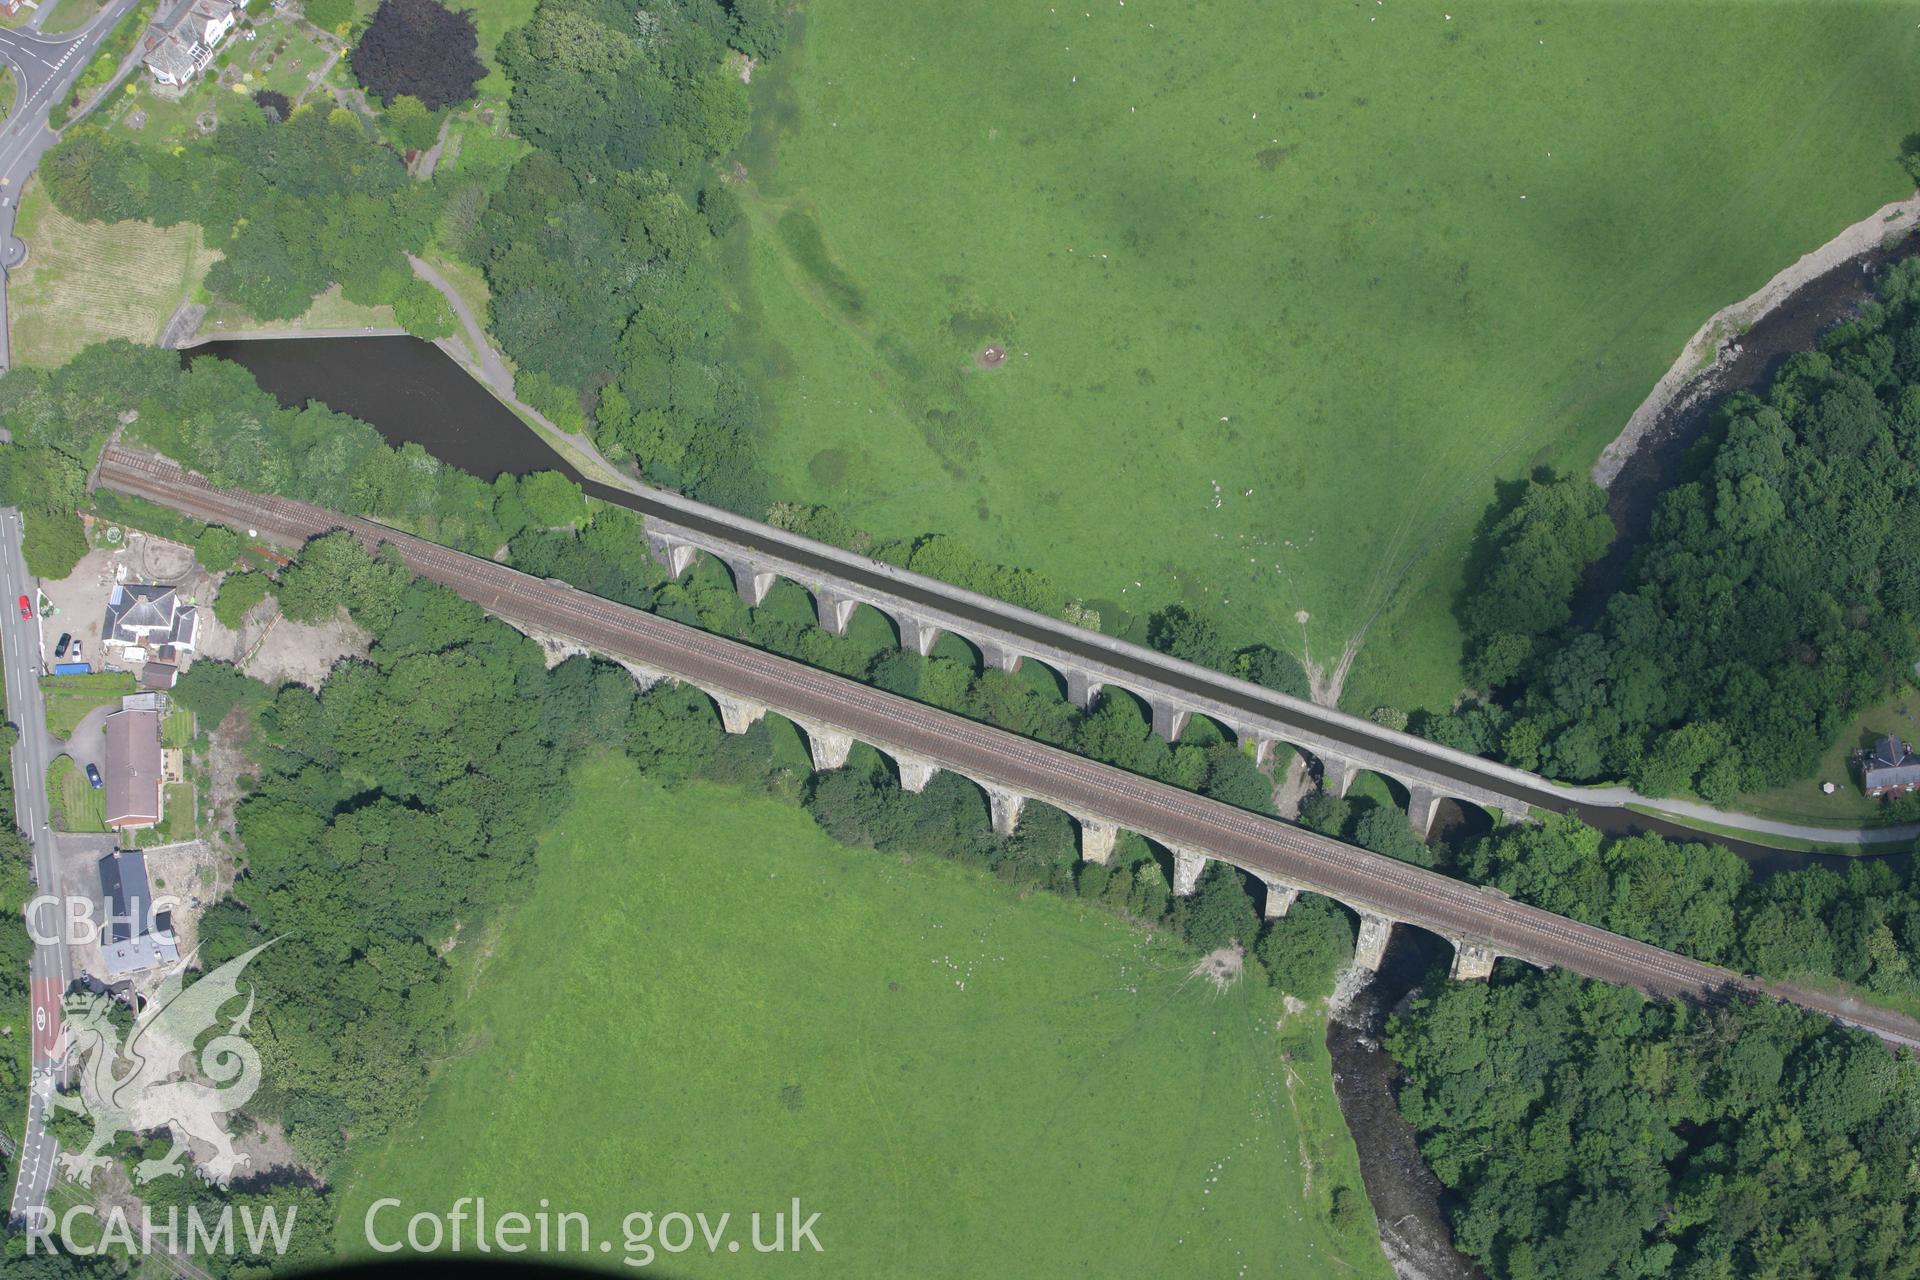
[84,763,102,790]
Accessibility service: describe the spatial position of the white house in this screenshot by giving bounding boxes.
[102,583,199,665]
[141,0,244,87]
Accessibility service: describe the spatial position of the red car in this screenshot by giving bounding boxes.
[15,595,28,620]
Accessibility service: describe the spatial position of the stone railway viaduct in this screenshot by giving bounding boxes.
[94,447,1920,1047]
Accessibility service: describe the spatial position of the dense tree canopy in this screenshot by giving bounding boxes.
[351,0,485,110]
[36,344,592,561]
[44,105,433,321]
[198,538,634,1171]
[470,0,756,507]
[1254,897,1352,1000]
[1457,474,1614,690]
[1392,968,1920,1280]
[0,342,174,580]
[1462,259,1920,796]
[1459,810,1920,1002]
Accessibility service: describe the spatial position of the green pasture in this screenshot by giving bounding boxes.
[730,0,1920,712]
[336,755,1384,1276]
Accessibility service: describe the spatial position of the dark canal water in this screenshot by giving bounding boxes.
[188,336,594,485]
[190,314,1904,1280]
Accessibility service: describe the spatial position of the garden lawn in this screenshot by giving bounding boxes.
[1731,687,1920,828]
[731,0,1920,713]
[145,780,195,844]
[336,755,1384,1277]
[161,703,193,748]
[39,669,134,739]
[48,755,106,833]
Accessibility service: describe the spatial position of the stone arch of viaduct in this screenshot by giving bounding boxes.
[660,672,1499,983]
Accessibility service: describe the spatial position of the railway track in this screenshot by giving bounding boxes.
[94,445,1920,1050]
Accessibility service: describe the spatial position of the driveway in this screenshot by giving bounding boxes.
[60,698,111,778]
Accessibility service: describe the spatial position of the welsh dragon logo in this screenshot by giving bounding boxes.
[52,942,273,1187]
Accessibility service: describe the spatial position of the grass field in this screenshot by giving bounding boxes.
[12,173,395,357]
[731,1,1920,713]
[337,755,1385,1276]
[9,179,215,367]
[39,669,134,738]
[201,283,398,334]
[41,0,103,34]
[457,0,535,102]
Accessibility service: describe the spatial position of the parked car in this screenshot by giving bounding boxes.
[84,764,102,790]
[15,595,29,620]
[71,640,81,659]
[53,633,69,657]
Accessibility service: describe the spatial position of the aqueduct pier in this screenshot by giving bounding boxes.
[593,475,1568,836]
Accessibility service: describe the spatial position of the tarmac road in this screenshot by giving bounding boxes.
[0,508,76,1224]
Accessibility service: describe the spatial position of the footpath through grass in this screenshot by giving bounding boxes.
[733,0,1920,712]
[337,755,1384,1276]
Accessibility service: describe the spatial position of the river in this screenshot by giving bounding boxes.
[1578,233,1920,617]
[1328,931,1485,1280]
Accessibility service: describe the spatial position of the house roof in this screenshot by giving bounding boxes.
[142,34,199,81]
[140,661,179,691]
[104,708,163,827]
[1863,736,1920,789]
[104,583,198,651]
[141,0,239,77]
[96,849,168,945]
[102,933,180,977]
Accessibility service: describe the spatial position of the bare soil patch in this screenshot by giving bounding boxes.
[1189,943,1244,991]
[239,606,370,688]
[974,344,1007,369]
[204,707,253,852]
[141,838,230,958]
